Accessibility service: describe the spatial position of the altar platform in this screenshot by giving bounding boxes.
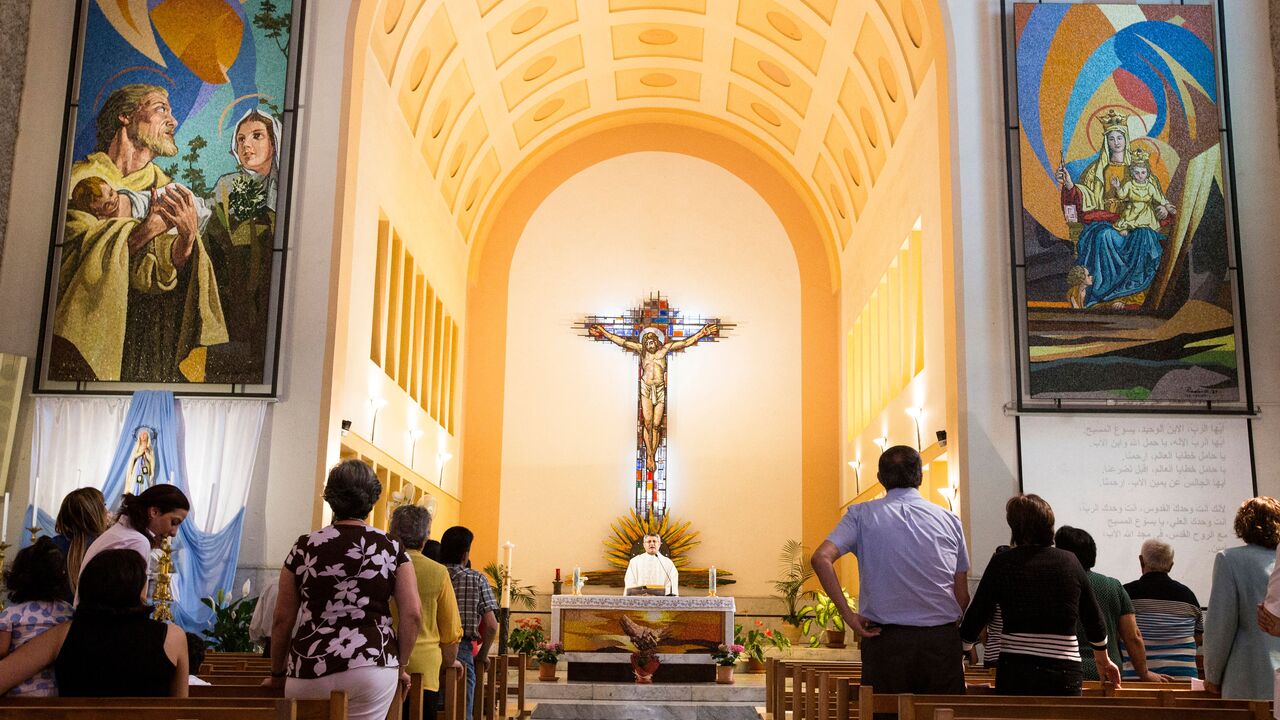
[551,595,735,683]
[525,673,763,720]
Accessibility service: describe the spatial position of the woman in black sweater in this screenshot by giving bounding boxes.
[960,494,1121,695]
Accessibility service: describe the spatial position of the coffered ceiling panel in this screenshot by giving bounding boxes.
[611,23,705,61]
[615,67,702,102]
[487,0,579,68]
[361,0,942,248]
[609,0,707,12]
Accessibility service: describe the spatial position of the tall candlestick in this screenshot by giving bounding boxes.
[501,541,514,609]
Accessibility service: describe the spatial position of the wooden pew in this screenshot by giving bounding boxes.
[0,701,296,719]
[0,690,348,720]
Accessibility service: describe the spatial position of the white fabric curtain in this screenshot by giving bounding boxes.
[29,396,266,537]
[176,398,265,534]
[29,397,130,521]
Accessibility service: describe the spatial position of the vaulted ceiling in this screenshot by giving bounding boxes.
[364,0,943,251]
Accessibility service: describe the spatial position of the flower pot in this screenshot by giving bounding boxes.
[526,654,539,671]
[778,624,804,645]
[716,665,735,684]
[538,661,558,681]
[746,658,766,674]
[824,630,847,649]
[630,652,660,684]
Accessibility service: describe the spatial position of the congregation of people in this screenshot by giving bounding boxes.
[0,449,1276,718]
[813,445,1280,705]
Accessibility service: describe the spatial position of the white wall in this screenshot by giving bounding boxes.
[499,152,803,597]
[945,0,1280,577]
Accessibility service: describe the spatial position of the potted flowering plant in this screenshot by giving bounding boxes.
[710,643,745,684]
[534,641,563,681]
[509,617,546,669]
[739,619,791,672]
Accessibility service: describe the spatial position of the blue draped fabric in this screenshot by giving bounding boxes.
[26,391,246,633]
[1076,223,1165,306]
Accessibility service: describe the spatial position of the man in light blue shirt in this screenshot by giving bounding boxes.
[812,445,970,696]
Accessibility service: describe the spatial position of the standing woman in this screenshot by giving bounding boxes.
[50,488,108,600]
[1204,497,1280,699]
[960,494,1120,695]
[77,485,188,595]
[264,460,422,720]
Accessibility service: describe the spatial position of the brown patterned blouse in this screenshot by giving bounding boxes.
[283,523,410,679]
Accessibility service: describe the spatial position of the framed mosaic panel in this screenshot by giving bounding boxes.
[1005,1,1251,410]
[33,0,305,396]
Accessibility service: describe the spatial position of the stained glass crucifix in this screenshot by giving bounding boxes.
[577,293,732,519]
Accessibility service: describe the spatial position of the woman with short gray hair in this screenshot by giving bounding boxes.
[389,503,462,714]
[264,460,423,720]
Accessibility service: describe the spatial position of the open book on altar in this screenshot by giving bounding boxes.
[624,585,669,596]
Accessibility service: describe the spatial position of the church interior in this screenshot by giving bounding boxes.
[1,0,1280,717]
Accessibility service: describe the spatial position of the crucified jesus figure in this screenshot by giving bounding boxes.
[589,323,719,472]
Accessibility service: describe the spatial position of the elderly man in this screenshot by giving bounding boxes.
[389,506,462,716]
[1124,539,1203,679]
[812,445,970,696]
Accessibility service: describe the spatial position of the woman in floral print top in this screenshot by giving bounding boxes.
[263,460,422,720]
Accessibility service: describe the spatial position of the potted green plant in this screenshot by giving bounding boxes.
[534,641,563,681]
[800,589,855,648]
[773,540,816,642]
[200,587,259,652]
[710,642,744,684]
[509,617,546,669]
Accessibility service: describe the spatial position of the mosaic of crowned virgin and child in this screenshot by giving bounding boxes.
[1055,108,1177,311]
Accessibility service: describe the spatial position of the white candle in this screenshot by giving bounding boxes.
[501,541,514,609]
[709,566,717,595]
[30,475,39,522]
[2,492,9,540]
[76,468,81,485]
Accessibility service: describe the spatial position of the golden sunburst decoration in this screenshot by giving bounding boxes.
[603,509,699,569]
[590,509,734,588]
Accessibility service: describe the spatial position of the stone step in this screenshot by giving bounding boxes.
[524,680,765,703]
[529,701,762,720]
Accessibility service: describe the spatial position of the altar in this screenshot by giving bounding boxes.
[550,595,736,682]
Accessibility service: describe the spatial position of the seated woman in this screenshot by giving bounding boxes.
[0,549,188,697]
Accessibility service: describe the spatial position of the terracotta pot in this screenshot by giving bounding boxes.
[538,661,557,681]
[778,623,804,645]
[631,652,660,684]
[824,630,847,649]
[746,658,766,674]
[716,665,735,684]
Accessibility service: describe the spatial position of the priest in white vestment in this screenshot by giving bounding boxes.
[625,534,679,596]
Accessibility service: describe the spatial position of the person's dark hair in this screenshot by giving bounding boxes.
[423,540,442,562]
[1054,526,1097,570]
[185,632,207,671]
[388,505,431,552]
[322,459,381,521]
[439,526,474,565]
[878,445,923,490]
[120,484,190,535]
[1235,497,1280,549]
[77,549,148,614]
[4,537,71,604]
[1005,494,1055,547]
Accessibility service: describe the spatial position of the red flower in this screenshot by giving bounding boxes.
[765,630,773,638]
[754,620,764,627]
